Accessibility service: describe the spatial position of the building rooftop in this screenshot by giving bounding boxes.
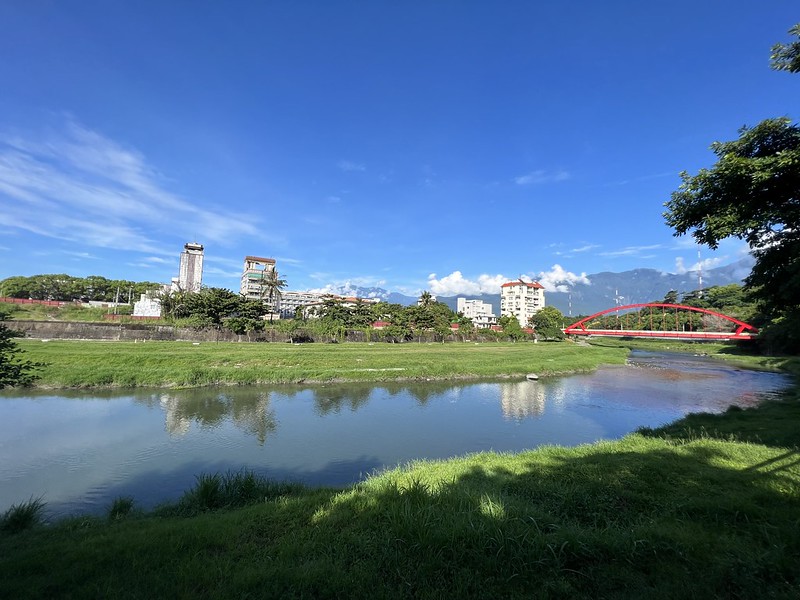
[244,256,276,263]
[501,279,544,289]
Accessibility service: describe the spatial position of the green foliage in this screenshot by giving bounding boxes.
[529,306,565,340]
[1,497,45,533]
[0,274,160,302]
[771,23,800,73]
[0,319,42,388]
[498,315,526,341]
[107,497,135,521]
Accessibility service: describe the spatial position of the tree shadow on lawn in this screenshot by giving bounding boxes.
[3,440,800,600]
[259,439,800,599]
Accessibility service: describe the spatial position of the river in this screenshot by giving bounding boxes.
[0,350,790,516]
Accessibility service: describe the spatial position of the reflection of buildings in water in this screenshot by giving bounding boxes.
[499,381,547,420]
[158,391,277,444]
[160,393,192,436]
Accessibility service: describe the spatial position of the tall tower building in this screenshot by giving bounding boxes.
[178,242,204,292]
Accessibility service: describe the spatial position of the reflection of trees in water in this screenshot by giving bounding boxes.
[154,389,277,445]
[499,381,546,420]
[399,381,460,406]
[313,384,373,415]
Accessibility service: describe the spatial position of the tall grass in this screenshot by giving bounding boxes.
[158,470,307,516]
[0,498,46,533]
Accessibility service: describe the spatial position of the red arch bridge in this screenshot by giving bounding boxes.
[562,303,758,341]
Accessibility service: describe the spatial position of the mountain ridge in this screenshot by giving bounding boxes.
[311,257,755,316]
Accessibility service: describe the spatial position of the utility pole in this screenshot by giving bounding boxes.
[697,250,703,297]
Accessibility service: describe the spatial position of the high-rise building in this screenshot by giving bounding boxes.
[240,256,277,302]
[500,279,545,327]
[177,242,204,292]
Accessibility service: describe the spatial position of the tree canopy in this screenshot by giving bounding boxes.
[663,117,800,315]
[771,23,800,73]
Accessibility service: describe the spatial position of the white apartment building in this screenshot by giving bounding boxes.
[500,279,545,327]
[279,290,329,318]
[456,297,498,329]
[240,256,277,303]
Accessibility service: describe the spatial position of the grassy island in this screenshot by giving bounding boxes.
[2,340,799,598]
[16,338,632,388]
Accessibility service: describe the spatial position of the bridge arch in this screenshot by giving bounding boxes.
[563,303,758,341]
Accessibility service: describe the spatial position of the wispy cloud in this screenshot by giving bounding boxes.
[337,160,366,172]
[0,118,262,254]
[599,244,664,257]
[606,171,675,187]
[513,169,570,186]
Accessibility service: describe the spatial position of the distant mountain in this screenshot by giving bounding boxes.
[308,257,755,317]
[546,256,755,316]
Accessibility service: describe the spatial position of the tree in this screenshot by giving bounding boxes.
[498,315,525,342]
[529,306,565,341]
[183,287,243,327]
[771,23,800,73]
[0,313,42,388]
[257,269,287,320]
[663,117,800,317]
[418,291,433,307]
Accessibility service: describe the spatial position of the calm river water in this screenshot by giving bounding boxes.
[0,351,791,516]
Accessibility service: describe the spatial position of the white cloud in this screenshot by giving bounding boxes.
[674,256,723,274]
[534,264,591,293]
[337,160,366,172]
[514,169,570,185]
[570,244,600,253]
[427,271,509,296]
[426,266,590,296]
[600,244,664,257]
[0,119,262,253]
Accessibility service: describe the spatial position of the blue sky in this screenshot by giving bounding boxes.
[0,1,797,297]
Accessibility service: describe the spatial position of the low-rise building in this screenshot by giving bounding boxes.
[500,279,545,328]
[456,297,498,329]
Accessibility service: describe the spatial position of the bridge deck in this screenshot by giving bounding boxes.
[563,329,757,341]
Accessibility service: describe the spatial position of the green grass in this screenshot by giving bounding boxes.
[15,339,630,388]
[1,432,798,599]
[0,498,46,533]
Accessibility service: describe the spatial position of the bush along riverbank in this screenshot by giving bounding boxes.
[2,383,800,598]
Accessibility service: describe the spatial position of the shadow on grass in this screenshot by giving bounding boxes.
[3,437,800,599]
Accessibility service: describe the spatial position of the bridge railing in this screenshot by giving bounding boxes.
[563,303,758,340]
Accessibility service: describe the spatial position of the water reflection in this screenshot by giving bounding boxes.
[499,381,546,420]
[137,390,278,444]
[0,351,792,516]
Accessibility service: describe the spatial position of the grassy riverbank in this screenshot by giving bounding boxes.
[3,340,798,597]
[15,339,630,388]
[2,427,799,598]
